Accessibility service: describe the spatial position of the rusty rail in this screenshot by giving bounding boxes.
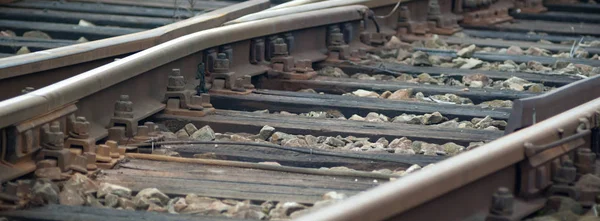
[296,92,599,221]
[0,5,371,183]
[0,0,270,99]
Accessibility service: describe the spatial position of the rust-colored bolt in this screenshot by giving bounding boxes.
[84,152,97,171]
[137,125,150,137]
[45,122,64,149]
[72,116,90,138]
[428,0,442,17]
[167,69,185,92]
[144,122,157,133]
[220,45,233,65]
[213,53,230,73]
[273,38,288,56]
[284,33,294,54]
[398,6,411,22]
[294,59,311,72]
[96,144,112,162]
[106,140,120,159]
[553,159,577,184]
[114,95,133,118]
[70,155,88,174]
[36,159,58,169]
[576,148,596,175]
[490,187,514,216]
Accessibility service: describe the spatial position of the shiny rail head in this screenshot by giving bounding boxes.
[226,0,403,25]
[0,0,271,80]
[0,5,368,129]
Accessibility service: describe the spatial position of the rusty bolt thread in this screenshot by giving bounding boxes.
[213,53,231,73]
[398,6,411,22]
[553,159,577,184]
[167,69,185,92]
[72,116,91,137]
[114,95,134,118]
[273,38,288,56]
[490,187,514,216]
[45,122,65,148]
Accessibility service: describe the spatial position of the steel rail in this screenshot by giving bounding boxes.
[0,0,270,80]
[0,5,367,130]
[295,94,600,221]
[226,0,404,25]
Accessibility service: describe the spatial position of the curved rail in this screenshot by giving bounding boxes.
[296,89,600,220]
[0,5,366,129]
[0,0,270,99]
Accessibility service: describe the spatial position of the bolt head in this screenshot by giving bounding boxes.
[119,95,130,101]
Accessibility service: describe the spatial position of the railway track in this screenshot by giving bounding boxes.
[0,0,599,220]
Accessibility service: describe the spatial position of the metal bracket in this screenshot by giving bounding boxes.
[524,118,591,158]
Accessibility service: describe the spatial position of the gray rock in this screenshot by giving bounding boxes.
[190,125,215,141]
[63,173,97,194]
[269,202,307,219]
[388,88,413,100]
[421,112,444,125]
[525,47,550,56]
[351,73,376,80]
[302,111,328,118]
[365,112,389,122]
[175,129,189,138]
[257,125,275,140]
[389,137,413,151]
[184,123,198,135]
[86,195,104,208]
[480,100,513,108]
[412,51,431,66]
[498,63,517,72]
[352,89,379,98]
[405,164,422,174]
[59,188,85,206]
[318,66,349,78]
[283,138,309,147]
[457,58,483,69]
[395,74,414,82]
[506,46,524,55]
[298,88,317,93]
[349,114,365,121]
[474,116,494,129]
[324,137,345,147]
[97,183,131,198]
[442,142,464,156]
[376,137,389,147]
[270,132,297,143]
[394,148,416,155]
[437,119,460,128]
[253,109,269,114]
[118,197,136,210]
[134,188,170,206]
[32,181,59,205]
[553,60,571,69]
[392,114,422,124]
[162,132,177,140]
[420,143,441,156]
[462,74,490,86]
[575,174,600,192]
[104,193,119,208]
[457,44,476,57]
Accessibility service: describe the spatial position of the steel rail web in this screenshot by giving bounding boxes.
[296,96,600,221]
[0,5,367,130]
[0,0,271,80]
